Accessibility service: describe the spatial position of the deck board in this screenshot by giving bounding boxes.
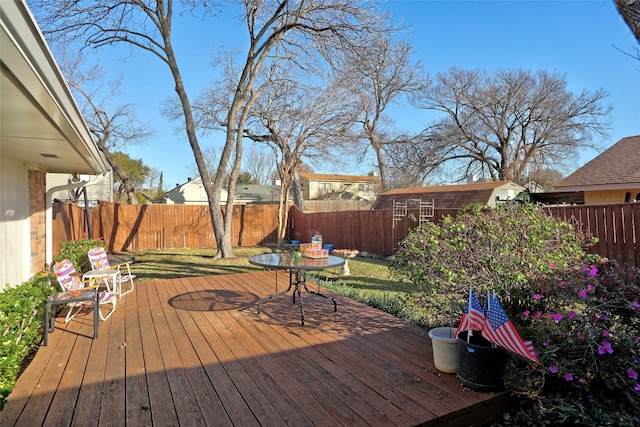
[2,270,506,427]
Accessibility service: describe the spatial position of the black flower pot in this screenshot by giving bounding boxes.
[456,330,508,392]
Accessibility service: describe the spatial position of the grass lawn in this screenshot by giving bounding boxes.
[129,246,427,326]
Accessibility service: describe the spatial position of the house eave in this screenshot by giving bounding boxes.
[1,0,108,174]
[555,183,640,192]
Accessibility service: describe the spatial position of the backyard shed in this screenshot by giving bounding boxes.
[372,181,526,210]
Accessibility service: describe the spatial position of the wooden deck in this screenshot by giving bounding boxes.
[2,271,506,426]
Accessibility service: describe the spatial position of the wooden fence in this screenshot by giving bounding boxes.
[52,201,639,274]
[288,207,458,256]
[52,201,280,255]
[543,203,640,276]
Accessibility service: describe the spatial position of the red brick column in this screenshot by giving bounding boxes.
[29,170,47,273]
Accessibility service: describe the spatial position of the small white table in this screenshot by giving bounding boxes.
[331,250,359,275]
[83,269,120,294]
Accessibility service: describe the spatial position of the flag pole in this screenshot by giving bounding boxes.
[466,285,473,343]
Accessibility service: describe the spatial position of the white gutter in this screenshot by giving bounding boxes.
[45,173,106,266]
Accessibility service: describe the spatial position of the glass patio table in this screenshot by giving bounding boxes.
[249,253,345,325]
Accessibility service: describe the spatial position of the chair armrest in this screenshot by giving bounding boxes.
[110,260,133,268]
[108,256,134,267]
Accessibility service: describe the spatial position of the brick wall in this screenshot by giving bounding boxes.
[29,169,46,273]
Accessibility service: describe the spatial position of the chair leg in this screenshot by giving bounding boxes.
[97,297,116,321]
[65,304,82,323]
[119,276,134,297]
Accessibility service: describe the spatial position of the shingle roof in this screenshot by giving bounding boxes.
[555,136,640,190]
[299,173,380,183]
[234,185,282,202]
[372,181,523,210]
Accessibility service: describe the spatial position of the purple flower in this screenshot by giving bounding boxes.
[523,310,530,318]
[582,266,588,272]
[598,341,614,355]
[551,313,563,322]
[579,289,587,299]
[633,300,639,308]
[587,285,594,291]
[533,293,542,300]
[602,330,610,338]
[589,265,598,277]
[559,280,565,287]
[628,369,638,380]
[548,365,558,374]
[567,311,576,320]
[577,331,585,340]
[543,340,550,347]
[549,263,555,269]
[534,311,542,320]
[565,372,574,381]
[635,384,640,392]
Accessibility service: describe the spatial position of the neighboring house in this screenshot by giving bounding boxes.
[1,0,108,290]
[161,177,221,205]
[372,181,526,210]
[162,177,283,204]
[298,173,381,201]
[555,136,640,205]
[47,171,114,207]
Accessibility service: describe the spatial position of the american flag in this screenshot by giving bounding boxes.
[482,293,539,364]
[454,288,485,339]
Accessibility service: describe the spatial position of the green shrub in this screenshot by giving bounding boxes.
[391,203,639,424]
[505,260,640,426]
[0,273,54,410]
[56,238,106,272]
[390,203,592,326]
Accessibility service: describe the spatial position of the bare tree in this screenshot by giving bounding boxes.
[33,0,389,256]
[186,145,223,180]
[340,36,426,191]
[207,1,390,253]
[615,0,640,43]
[240,76,357,243]
[244,146,275,185]
[55,48,150,204]
[408,67,612,184]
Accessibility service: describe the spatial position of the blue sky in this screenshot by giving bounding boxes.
[90,1,639,188]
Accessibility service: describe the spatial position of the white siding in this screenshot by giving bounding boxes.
[164,178,228,204]
[47,171,113,203]
[0,154,30,290]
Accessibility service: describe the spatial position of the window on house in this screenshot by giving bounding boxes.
[319,183,331,192]
[359,184,370,191]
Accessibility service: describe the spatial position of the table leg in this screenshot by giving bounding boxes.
[302,281,337,312]
[258,268,338,325]
[257,279,294,315]
[341,259,351,275]
[296,282,305,325]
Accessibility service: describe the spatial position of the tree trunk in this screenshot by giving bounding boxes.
[161,26,232,257]
[97,144,139,205]
[292,170,305,211]
[615,0,640,43]
[372,140,389,192]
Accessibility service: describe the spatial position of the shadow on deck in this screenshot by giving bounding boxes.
[1,270,507,426]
